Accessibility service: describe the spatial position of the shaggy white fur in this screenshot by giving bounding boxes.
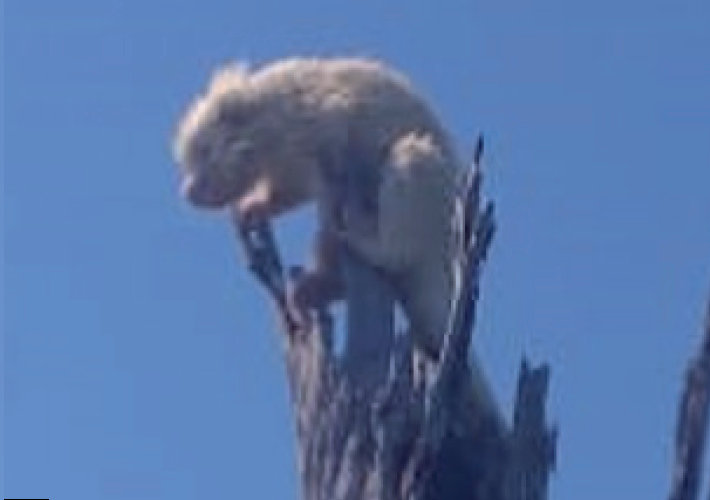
[173,57,463,355]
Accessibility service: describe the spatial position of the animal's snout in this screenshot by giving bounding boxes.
[180,174,226,209]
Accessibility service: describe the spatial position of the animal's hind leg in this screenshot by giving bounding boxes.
[291,139,382,313]
[289,206,346,320]
[358,133,457,355]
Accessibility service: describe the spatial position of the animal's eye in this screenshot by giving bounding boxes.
[229,140,255,162]
[240,145,256,162]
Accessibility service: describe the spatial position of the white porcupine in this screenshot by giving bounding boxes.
[173,57,464,357]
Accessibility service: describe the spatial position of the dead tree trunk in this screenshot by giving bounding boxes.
[234,140,556,500]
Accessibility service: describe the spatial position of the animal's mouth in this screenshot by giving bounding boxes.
[180,174,228,209]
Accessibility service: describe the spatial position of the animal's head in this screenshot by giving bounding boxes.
[172,63,262,209]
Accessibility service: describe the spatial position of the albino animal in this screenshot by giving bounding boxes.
[173,57,463,356]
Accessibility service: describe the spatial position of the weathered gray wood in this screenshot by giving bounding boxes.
[342,249,395,396]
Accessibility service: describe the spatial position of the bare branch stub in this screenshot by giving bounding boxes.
[668,297,710,500]
[506,358,557,500]
[230,208,298,332]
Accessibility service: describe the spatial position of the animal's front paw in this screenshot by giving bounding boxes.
[290,270,327,310]
[286,268,323,329]
[288,267,343,325]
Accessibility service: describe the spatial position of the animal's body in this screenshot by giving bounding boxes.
[173,57,463,355]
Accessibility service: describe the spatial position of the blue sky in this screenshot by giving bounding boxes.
[3,1,709,499]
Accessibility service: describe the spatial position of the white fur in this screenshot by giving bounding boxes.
[173,57,463,354]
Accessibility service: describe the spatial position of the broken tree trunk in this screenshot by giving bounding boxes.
[233,141,556,500]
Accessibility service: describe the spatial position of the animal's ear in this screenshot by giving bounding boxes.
[208,61,257,124]
[208,61,251,94]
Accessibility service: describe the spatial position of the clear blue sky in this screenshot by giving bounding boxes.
[3,1,709,498]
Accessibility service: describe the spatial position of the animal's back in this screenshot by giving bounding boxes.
[250,58,462,270]
[250,58,458,163]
